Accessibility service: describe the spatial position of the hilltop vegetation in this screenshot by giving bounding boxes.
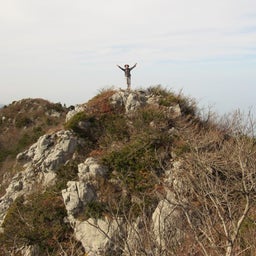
[0,86,255,256]
[0,98,68,195]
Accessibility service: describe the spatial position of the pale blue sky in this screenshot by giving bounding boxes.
[1,0,256,115]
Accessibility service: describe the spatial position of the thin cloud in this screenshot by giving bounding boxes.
[0,0,256,113]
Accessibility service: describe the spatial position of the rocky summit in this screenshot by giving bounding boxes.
[0,87,255,256]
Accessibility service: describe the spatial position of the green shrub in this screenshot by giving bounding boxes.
[158,93,180,107]
[102,132,171,191]
[0,127,44,166]
[65,111,130,150]
[102,138,154,176]
[64,112,88,134]
[81,201,108,220]
[15,116,32,128]
[0,147,10,164]
[159,92,196,116]
[65,112,102,141]
[97,114,129,147]
[50,102,65,112]
[131,106,168,133]
[55,160,79,190]
[16,133,31,151]
[2,191,71,254]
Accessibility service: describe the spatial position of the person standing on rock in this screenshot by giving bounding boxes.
[117,63,137,90]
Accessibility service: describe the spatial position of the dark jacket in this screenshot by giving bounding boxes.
[117,64,136,77]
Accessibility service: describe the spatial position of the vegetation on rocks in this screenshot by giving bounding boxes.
[0,98,68,197]
[0,190,75,255]
[0,87,256,255]
[0,99,67,163]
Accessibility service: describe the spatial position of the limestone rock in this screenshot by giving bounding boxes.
[110,90,148,113]
[62,181,96,216]
[74,218,122,256]
[17,130,77,172]
[0,130,77,230]
[152,161,187,250]
[61,157,123,254]
[152,196,185,250]
[62,157,107,218]
[66,104,86,122]
[168,104,181,118]
[78,157,107,181]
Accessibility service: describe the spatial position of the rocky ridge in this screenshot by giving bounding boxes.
[0,88,255,256]
[0,89,182,255]
[0,130,77,231]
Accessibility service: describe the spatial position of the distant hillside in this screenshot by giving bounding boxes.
[0,87,255,256]
[0,98,68,194]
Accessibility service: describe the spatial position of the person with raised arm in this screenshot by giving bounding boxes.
[117,63,137,90]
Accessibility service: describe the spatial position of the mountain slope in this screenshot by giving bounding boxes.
[0,98,68,194]
[0,87,255,256]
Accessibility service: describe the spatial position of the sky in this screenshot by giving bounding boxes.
[1,0,256,115]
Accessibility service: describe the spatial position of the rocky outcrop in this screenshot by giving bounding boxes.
[110,90,147,113]
[0,130,77,231]
[152,161,187,251]
[152,196,185,250]
[66,104,87,122]
[110,90,182,119]
[61,157,124,255]
[16,130,77,172]
[0,89,187,255]
[65,90,152,120]
[78,157,108,181]
[62,181,96,217]
[60,90,183,254]
[62,157,107,218]
[75,218,123,256]
[61,158,188,255]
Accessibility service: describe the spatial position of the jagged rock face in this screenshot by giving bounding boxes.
[75,218,122,256]
[65,90,163,119]
[0,90,186,255]
[110,90,182,118]
[62,181,96,217]
[0,130,77,231]
[110,90,147,112]
[62,157,107,217]
[17,130,77,172]
[61,157,188,255]
[61,157,124,255]
[152,197,185,249]
[151,161,188,250]
[78,157,108,181]
[65,104,87,122]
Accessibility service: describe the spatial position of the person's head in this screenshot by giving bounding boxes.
[124,64,129,68]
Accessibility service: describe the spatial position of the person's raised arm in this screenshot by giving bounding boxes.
[130,63,137,70]
[117,65,125,71]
